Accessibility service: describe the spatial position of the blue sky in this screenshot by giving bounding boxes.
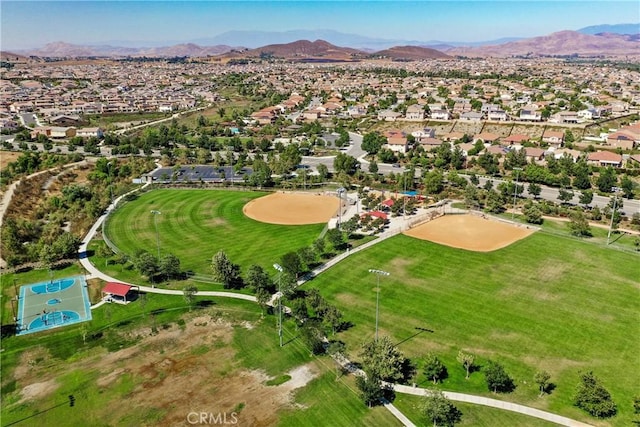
[1,1,638,49]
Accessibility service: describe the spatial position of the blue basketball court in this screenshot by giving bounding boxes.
[16,276,92,335]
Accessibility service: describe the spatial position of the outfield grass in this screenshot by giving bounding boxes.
[104,189,325,276]
[393,394,559,427]
[302,232,639,426]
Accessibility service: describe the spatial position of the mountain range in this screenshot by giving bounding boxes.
[4,25,638,60]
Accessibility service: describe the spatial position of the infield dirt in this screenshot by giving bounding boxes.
[243,192,340,225]
[404,214,535,251]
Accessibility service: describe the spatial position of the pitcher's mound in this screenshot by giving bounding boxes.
[404,214,535,252]
[243,193,340,225]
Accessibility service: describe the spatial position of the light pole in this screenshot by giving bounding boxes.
[337,187,345,229]
[607,186,621,245]
[273,263,284,347]
[511,167,522,221]
[368,269,390,341]
[150,210,161,258]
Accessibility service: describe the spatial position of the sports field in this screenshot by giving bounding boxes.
[243,192,339,225]
[404,214,535,251]
[303,232,639,425]
[104,190,326,274]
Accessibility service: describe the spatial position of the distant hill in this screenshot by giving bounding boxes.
[18,41,236,58]
[0,51,29,62]
[230,39,365,61]
[447,30,640,57]
[578,23,639,35]
[372,46,451,60]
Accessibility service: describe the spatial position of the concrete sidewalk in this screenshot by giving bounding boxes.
[389,383,593,427]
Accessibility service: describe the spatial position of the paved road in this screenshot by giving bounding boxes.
[475,175,640,212]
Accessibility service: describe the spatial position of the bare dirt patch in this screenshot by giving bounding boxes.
[8,313,317,427]
[243,192,339,225]
[0,151,21,170]
[404,214,535,252]
[18,379,58,404]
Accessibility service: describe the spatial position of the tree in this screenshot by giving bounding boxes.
[313,238,326,256]
[334,152,359,175]
[360,336,408,382]
[557,188,574,205]
[456,351,475,379]
[620,175,635,199]
[534,370,551,397]
[362,132,386,155]
[255,287,271,315]
[159,253,181,280]
[326,228,345,250]
[572,160,591,190]
[133,250,159,280]
[573,371,617,418]
[522,203,543,224]
[323,305,343,335]
[280,251,303,278]
[528,182,541,199]
[368,159,379,174]
[356,374,383,408]
[299,319,325,355]
[183,285,198,310]
[423,353,448,384]
[211,250,243,289]
[579,190,594,207]
[423,169,444,195]
[317,163,329,181]
[568,210,592,237]
[245,264,273,293]
[421,390,462,427]
[327,340,347,379]
[484,360,515,393]
[596,167,617,193]
[469,173,479,186]
[291,298,309,324]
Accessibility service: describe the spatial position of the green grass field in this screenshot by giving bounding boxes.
[104,189,325,275]
[301,232,639,426]
[393,394,559,427]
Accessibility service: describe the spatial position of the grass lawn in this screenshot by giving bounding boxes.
[393,394,559,427]
[301,232,639,426]
[278,371,401,427]
[103,189,325,275]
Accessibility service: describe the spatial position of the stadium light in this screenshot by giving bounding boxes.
[273,263,284,347]
[150,210,162,258]
[337,187,346,229]
[368,269,390,341]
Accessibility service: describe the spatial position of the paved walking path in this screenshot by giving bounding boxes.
[383,400,417,427]
[388,383,593,427]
